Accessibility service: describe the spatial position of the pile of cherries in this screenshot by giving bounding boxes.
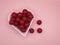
[9,9,33,32]
[9,9,42,34]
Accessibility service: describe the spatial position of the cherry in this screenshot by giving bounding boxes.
[29,28,34,33]
[37,20,42,25]
[37,28,42,33]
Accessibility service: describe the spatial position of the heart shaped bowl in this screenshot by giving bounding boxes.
[8,9,34,37]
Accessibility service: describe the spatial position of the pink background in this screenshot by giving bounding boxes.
[0,0,60,45]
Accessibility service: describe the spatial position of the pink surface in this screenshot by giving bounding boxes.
[0,0,60,45]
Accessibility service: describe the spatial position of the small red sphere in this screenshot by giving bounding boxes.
[21,29,26,32]
[9,20,15,25]
[28,12,32,15]
[11,12,17,17]
[17,12,22,17]
[18,25,26,32]
[10,17,16,21]
[37,28,42,33]
[19,25,24,29]
[24,22,29,28]
[16,18,20,22]
[37,20,42,25]
[14,22,18,26]
[28,12,33,19]
[29,28,34,33]
[22,9,28,14]
[19,20,25,24]
[22,16,27,21]
[29,15,33,19]
[27,18,31,22]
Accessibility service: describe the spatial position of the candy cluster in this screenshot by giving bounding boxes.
[9,9,33,32]
[29,20,42,33]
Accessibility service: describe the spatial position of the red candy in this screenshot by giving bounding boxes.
[29,15,33,20]
[37,20,42,25]
[37,28,42,33]
[9,20,15,25]
[24,22,29,28]
[28,12,33,19]
[16,18,20,22]
[11,12,17,18]
[11,17,15,21]
[14,22,18,26]
[22,16,27,21]
[19,25,24,29]
[27,18,31,22]
[29,28,34,33]
[22,9,28,14]
[17,12,22,18]
[21,29,26,32]
[19,20,24,25]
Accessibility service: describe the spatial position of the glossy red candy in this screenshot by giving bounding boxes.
[10,17,16,21]
[21,29,26,32]
[22,9,28,14]
[17,12,22,17]
[14,22,18,26]
[28,12,33,19]
[19,20,25,25]
[24,22,29,29]
[37,28,42,33]
[9,20,15,25]
[37,20,42,25]
[16,18,20,22]
[29,28,34,33]
[22,16,27,21]
[29,15,33,19]
[27,18,31,22]
[19,25,24,28]
[11,12,17,18]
